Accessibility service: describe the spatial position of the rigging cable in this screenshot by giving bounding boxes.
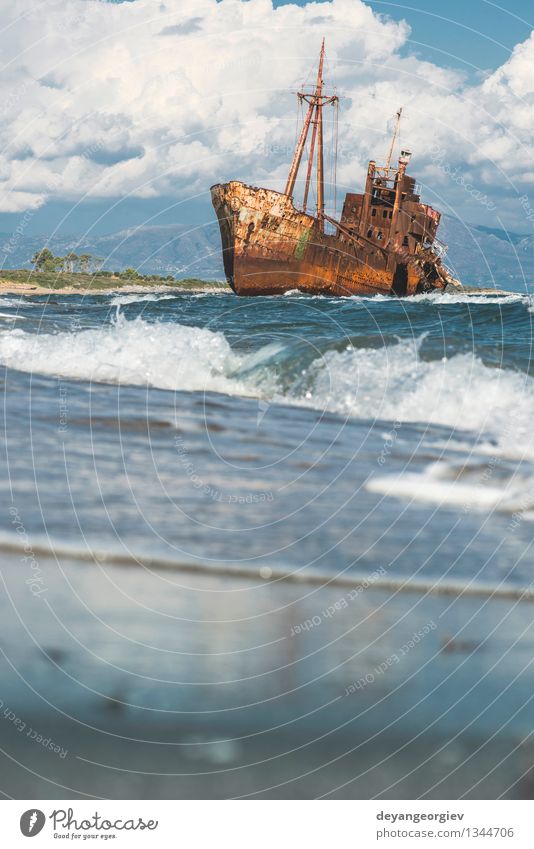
[333,96,339,220]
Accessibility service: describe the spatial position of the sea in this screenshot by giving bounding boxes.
[1,288,534,799]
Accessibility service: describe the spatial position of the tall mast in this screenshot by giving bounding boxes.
[385,106,402,170]
[285,99,315,199]
[302,106,318,212]
[316,40,325,228]
[284,39,338,221]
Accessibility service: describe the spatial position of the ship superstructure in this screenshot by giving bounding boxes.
[211,41,459,297]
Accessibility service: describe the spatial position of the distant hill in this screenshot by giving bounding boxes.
[439,217,534,291]
[1,215,533,291]
[0,222,224,280]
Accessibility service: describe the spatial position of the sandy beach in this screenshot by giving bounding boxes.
[0,278,228,296]
[2,546,532,799]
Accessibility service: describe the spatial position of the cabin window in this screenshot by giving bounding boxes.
[367,228,373,238]
[388,211,392,218]
[371,208,376,216]
[377,231,383,241]
[382,210,387,218]
[402,236,409,247]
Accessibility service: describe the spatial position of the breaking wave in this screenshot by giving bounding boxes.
[351,291,529,306]
[109,292,176,307]
[1,314,533,459]
[0,315,246,394]
[304,341,534,458]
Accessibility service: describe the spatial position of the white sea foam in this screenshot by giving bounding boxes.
[299,338,534,456]
[0,297,25,308]
[367,463,534,516]
[109,292,176,307]
[0,315,248,394]
[407,291,526,306]
[350,291,527,306]
[1,317,533,462]
[282,291,526,305]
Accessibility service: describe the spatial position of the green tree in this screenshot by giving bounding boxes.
[31,248,54,270]
[78,253,92,273]
[120,267,140,279]
[64,252,78,273]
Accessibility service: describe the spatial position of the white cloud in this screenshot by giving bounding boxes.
[0,0,532,227]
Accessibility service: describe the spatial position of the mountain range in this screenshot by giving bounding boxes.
[1,215,534,292]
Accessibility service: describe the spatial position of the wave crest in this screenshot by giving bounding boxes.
[1,316,533,458]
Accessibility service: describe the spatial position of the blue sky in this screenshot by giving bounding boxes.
[274,0,533,78]
[1,0,534,239]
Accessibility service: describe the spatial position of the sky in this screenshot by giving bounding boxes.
[1,0,534,238]
[275,0,534,79]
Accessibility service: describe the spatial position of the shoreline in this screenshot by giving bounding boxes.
[1,551,529,799]
[0,279,229,296]
[0,277,517,299]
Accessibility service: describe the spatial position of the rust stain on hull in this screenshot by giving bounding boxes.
[211,181,449,298]
[211,42,460,299]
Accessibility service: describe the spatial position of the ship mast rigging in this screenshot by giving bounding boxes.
[284,40,338,231]
[385,106,402,172]
[211,35,459,298]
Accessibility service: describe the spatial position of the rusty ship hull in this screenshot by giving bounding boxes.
[211,42,459,299]
[211,181,450,297]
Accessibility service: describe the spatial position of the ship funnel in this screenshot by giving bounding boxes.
[399,149,412,165]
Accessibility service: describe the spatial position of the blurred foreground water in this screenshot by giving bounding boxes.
[1,290,534,798]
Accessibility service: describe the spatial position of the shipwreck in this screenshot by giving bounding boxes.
[211,41,465,298]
